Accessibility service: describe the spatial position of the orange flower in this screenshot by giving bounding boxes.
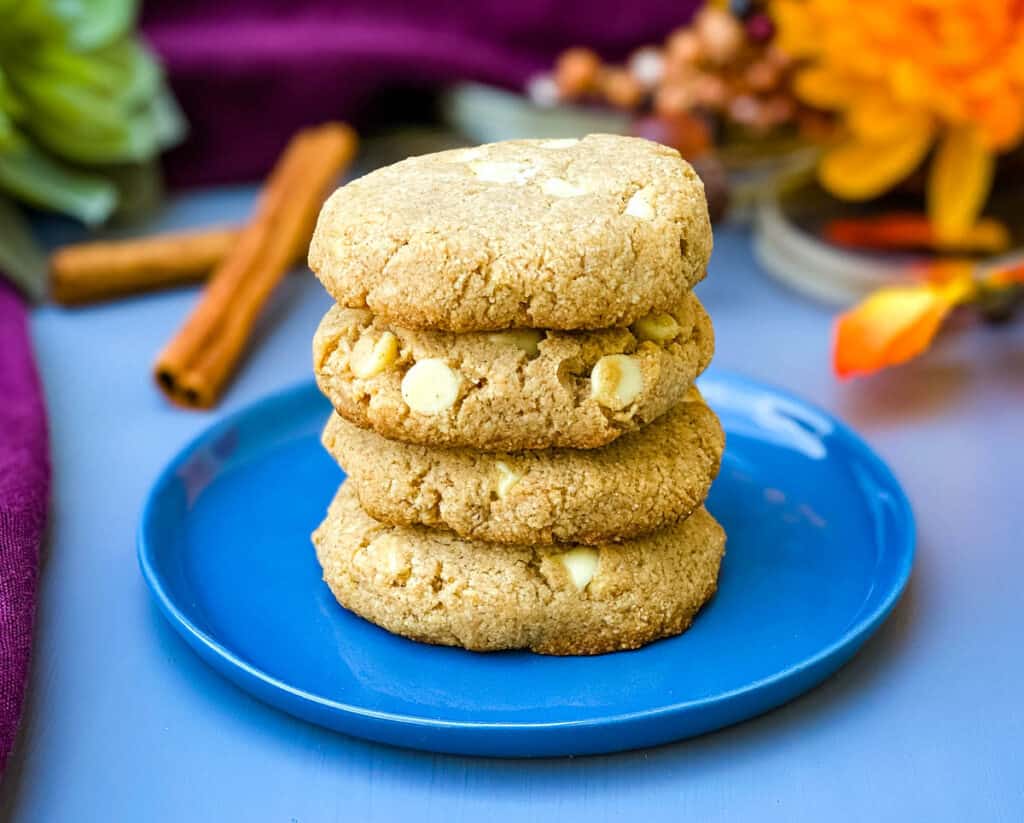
[833,267,975,378]
[773,0,1024,241]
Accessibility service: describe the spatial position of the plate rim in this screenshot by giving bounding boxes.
[138,371,915,738]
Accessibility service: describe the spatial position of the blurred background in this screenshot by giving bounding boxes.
[4,0,1024,371]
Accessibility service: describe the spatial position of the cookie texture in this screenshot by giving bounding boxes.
[313,292,714,451]
[323,388,724,545]
[309,134,712,332]
[312,483,725,655]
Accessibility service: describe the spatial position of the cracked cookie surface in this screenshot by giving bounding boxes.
[308,134,712,332]
[322,388,724,545]
[312,483,725,655]
[313,292,714,451]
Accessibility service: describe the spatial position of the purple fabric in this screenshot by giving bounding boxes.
[142,0,699,187]
[0,281,49,775]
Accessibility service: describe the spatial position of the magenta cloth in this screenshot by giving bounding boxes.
[143,0,699,186]
[0,281,49,774]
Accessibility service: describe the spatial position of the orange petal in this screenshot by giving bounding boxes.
[950,219,1011,254]
[824,213,933,249]
[920,260,979,288]
[819,127,934,201]
[833,279,972,378]
[793,66,854,108]
[825,214,1009,254]
[771,1,821,60]
[986,262,1024,287]
[927,124,995,243]
[848,97,932,143]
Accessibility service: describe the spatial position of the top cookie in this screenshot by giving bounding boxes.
[309,134,712,332]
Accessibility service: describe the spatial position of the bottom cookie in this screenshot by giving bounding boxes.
[312,483,725,655]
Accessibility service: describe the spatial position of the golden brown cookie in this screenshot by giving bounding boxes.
[308,134,712,332]
[313,292,713,451]
[322,387,723,545]
[312,483,725,655]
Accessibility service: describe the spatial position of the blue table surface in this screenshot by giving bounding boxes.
[5,184,1023,821]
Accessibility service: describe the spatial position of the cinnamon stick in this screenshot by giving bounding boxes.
[154,122,358,408]
[50,227,240,305]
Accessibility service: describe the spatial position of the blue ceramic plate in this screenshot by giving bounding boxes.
[138,373,913,757]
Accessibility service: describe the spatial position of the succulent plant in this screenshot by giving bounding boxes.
[0,0,184,226]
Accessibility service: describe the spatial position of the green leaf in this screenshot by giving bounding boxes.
[8,39,182,164]
[0,0,184,221]
[0,194,47,301]
[0,67,25,122]
[148,81,187,150]
[53,0,138,50]
[0,141,116,224]
[0,0,63,45]
[101,156,165,221]
[26,38,160,104]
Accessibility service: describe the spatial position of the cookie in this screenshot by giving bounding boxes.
[309,134,712,332]
[312,483,725,655]
[322,387,724,545]
[313,292,713,451]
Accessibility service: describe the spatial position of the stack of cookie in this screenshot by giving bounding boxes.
[309,134,725,655]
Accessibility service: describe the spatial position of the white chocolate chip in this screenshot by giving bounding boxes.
[557,547,599,590]
[494,461,523,500]
[383,545,409,580]
[400,359,462,414]
[590,354,644,410]
[538,138,579,149]
[542,177,587,198]
[350,331,399,378]
[632,313,681,345]
[486,329,543,357]
[625,187,656,220]
[469,160,537,185]
[368,535,411,583]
